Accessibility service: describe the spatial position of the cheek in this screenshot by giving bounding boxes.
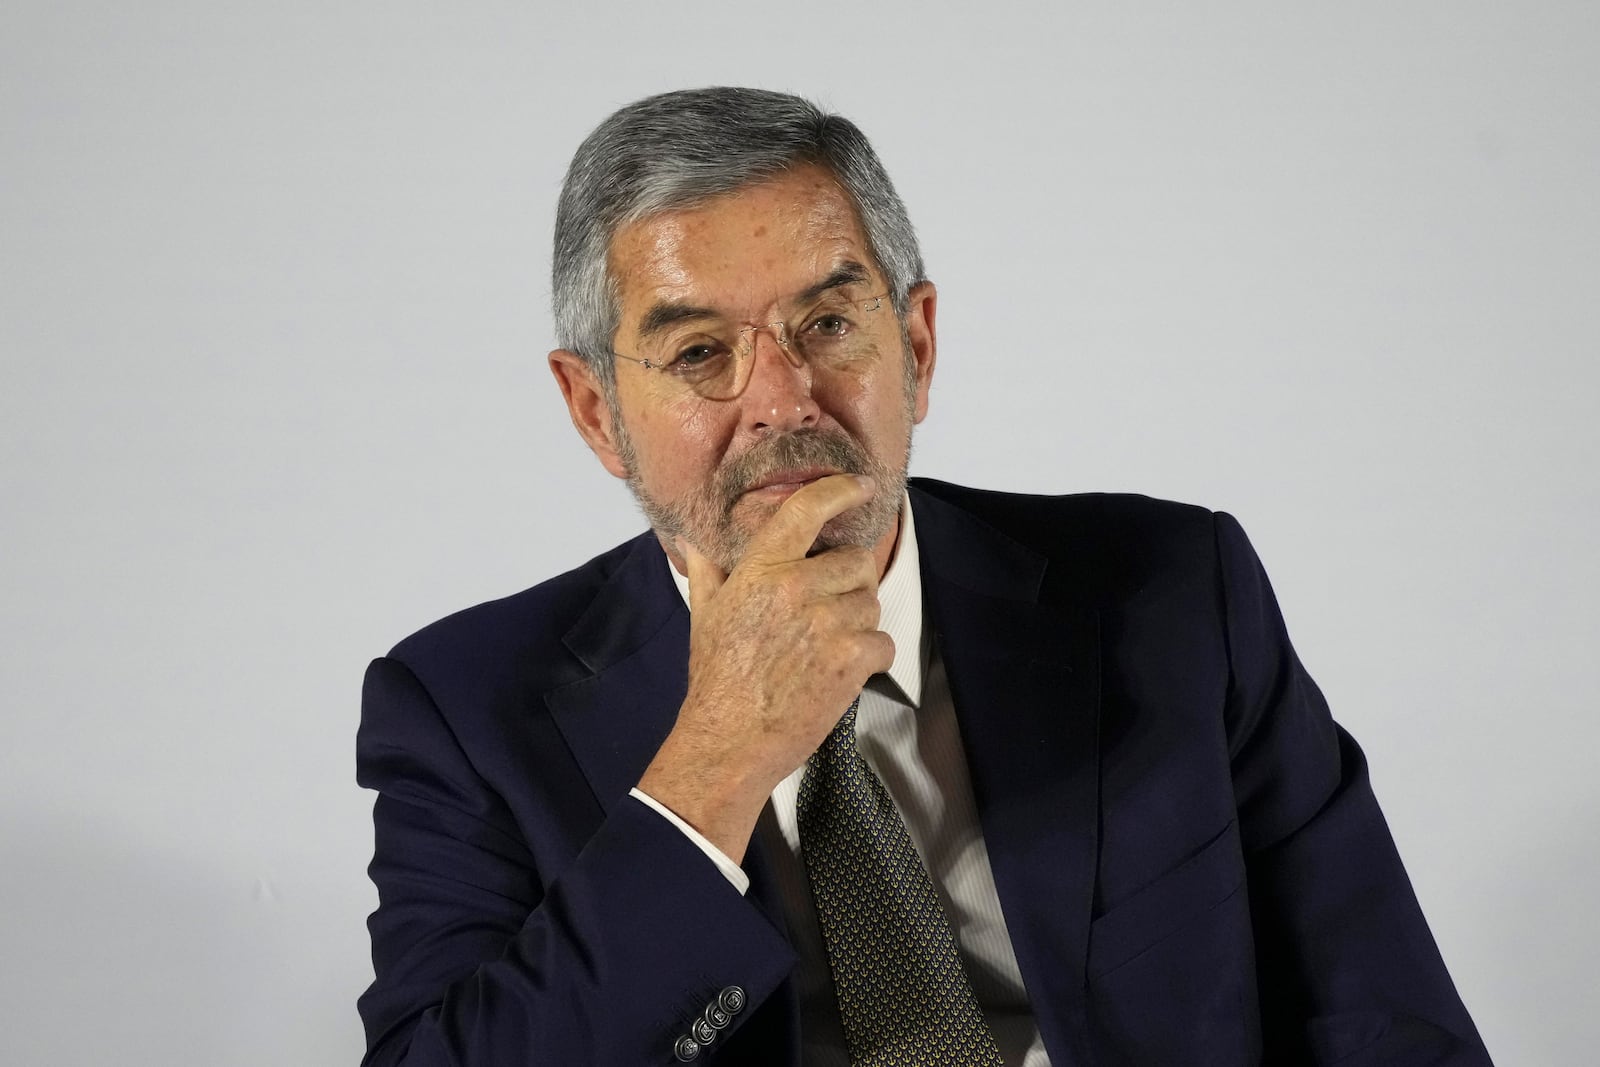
[675,402,721,445]
[631,400,727,483]
[815,363,875,415]
[822,363,905,437]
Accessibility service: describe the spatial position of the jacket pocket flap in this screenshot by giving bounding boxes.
[1088,819,1245,977]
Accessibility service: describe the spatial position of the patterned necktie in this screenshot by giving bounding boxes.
[797,696,1005,1066]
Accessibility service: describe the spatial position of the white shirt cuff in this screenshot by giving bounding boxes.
[628,787,750,895]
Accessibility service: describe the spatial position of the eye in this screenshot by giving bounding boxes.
[668,350,713,371]
[665,343,726,374]
[807,313,850,338]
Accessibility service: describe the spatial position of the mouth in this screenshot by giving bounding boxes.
[740,466,841,498]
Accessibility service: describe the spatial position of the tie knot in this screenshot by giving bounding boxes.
[805,696,863,780]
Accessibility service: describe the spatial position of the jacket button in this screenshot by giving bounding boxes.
[673,1035,701,1062]
[717,985,746,1014]
[691,1016,717,1043]
[704,1001,731,1029]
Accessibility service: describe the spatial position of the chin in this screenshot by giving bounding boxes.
[815,501,897,554]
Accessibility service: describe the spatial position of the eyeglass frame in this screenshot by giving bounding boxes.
[607,291,894,396]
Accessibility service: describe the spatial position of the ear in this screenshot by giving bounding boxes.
[548,349,631,480]
[903,281,938,424]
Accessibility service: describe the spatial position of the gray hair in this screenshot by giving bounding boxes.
[552,87,926,392]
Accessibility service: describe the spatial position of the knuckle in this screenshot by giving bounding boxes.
[837,628,892,671]
[841,588,880,626]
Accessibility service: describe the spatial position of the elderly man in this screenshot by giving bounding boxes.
[357,87,1491,1066]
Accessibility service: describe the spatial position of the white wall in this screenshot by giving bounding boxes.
[3,2,1594,1063]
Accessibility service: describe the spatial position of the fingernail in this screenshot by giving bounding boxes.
[854,474,876,491]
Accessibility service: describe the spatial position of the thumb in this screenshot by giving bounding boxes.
[677,538,726,614]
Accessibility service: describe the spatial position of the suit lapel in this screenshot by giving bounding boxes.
[544,534,691,810]
[542,533,802,1064]
[913,487,1101,1066]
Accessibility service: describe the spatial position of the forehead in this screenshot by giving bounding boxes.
[607,165,874,325]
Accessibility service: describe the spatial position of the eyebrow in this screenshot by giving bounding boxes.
[794,260,874,305]
[633,260,876,342]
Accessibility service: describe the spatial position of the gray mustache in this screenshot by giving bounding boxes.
[718,431,869,506]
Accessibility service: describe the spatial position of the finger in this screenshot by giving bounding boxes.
[816,586,883,632]
[679,538,727,613]
[746,474,876,564]
[856,628,896,677]
[794,544,879,597]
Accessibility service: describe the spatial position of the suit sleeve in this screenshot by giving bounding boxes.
[1215,512,1493,1066]
[355,655,796,1066]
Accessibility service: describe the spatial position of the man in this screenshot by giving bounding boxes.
[357,87,1491,1065]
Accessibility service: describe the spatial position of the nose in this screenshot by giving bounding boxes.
[740,325,820,433]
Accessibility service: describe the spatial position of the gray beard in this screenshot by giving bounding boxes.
[619,425,909,574]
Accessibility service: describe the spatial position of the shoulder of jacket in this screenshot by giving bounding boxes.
[382,531,655,677]
[909,477,1222,599]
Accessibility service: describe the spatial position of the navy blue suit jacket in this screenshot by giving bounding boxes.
[357,479,1491,1065]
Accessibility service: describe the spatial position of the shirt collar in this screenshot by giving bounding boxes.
[666,491,926,707]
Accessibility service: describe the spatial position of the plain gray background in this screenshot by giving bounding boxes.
[3,2,1595,1063]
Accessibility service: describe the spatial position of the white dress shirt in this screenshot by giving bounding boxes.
[633,496,1050,1066]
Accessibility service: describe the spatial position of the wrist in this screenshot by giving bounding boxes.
[637,735,772,864]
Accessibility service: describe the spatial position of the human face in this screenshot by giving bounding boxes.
[551,165,936,576]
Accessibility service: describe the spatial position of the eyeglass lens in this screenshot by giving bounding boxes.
[645,293,887,400]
